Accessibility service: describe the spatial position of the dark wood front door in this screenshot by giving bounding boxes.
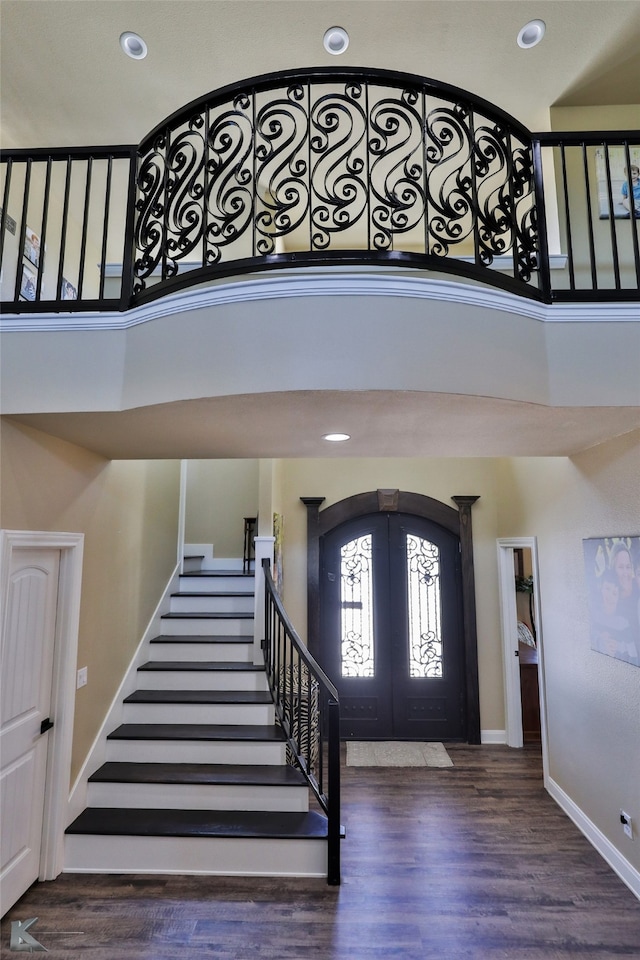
[320,512,466,740]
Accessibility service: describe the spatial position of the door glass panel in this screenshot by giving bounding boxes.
[340,534,374,677]
[406,534,443,678]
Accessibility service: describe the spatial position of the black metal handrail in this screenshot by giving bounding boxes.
[1,68,638,313]
[261,558,341,886]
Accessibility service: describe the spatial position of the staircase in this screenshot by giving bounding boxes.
[65,560,332,879]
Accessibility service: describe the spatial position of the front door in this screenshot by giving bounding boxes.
[320,513,465,740]
[1,547,59,913]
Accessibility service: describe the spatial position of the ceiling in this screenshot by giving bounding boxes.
[2,1,640,461]
[7,392,640,461]
[2,0,640,149]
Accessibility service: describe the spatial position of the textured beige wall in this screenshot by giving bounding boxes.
[185,459,259,557]
[0,419,181,781]
[498,431,640,875]
[276,457,506,734]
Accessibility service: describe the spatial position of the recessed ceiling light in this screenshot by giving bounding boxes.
[517,19,546,49]
[120,31,148,60]
[323,433,351,442]
[323,26,349,56]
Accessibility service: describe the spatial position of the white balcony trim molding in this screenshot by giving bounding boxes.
[2,269,638,334]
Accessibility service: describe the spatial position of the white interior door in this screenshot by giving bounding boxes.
[1,547,60,914]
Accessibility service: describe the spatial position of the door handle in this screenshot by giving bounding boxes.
[40,717,54,734]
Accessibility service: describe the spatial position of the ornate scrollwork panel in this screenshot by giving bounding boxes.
[133,71,540,296]
[134,135,167,292]
[340,534,374,678]
[406,535,443,678]
[473,118,514,266]
[205,95,254,264]
[164,118,206,277]
[254,84,310,255]
[369,87,427,251]
[424,100,475,257]
[309,83,368,250]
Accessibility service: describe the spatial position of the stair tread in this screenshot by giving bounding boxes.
[181,570,253,578]
[123,690,273,705]
[88,762,307,787]
[150,635,252,644]
[172,591,255,598]
[66,808,328,839]
[161,612,254,619]
[107,723,286,742]
[138,660,265,672]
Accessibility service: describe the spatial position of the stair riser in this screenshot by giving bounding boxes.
[180,576,254,593]
[160,618,253,636]
[148,642,253,662]
[170,595,254,614]
[106,740,286,765]
[136,671,269,692]
[64,834,327,878]
[86,782,309,812]
[122,703,275,725]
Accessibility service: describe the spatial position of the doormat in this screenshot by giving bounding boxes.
[346,741,453,767]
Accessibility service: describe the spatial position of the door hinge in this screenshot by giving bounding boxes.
[40,717,54,734]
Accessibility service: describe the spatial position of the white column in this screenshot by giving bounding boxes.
[253,536,275,665]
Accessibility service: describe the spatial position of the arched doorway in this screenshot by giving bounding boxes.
[301,491,481,743]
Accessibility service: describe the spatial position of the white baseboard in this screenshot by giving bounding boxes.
[67,563,181,825]
[547,776,640,901]
[480,729,507,744]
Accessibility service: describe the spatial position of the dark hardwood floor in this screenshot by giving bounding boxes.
[3,744,639,959]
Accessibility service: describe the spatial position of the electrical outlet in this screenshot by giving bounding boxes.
[620,810,633,840]
[77,666,88,689]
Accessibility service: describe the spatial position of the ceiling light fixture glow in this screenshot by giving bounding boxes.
[120,31,148,60]
[323,26,349,56]
[323,433,351,442]
[517,19,546,49]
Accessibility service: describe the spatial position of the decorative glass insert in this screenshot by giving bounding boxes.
[406,535,443,677]
[340,534,374,677]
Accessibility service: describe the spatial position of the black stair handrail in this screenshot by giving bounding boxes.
[261,557,341,885]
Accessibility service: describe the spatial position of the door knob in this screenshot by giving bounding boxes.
[40,717,54,734]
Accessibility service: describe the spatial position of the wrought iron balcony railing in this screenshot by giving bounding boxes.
[1,68,638,313]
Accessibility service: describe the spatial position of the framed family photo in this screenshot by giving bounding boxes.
[61,277,78,300]
[23,226,41,267]
[595,146,640,219]
[583,536,640,667]
[20,262,37,300]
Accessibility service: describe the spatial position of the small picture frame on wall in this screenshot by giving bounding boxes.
[596,147,640,219]
[23,226,41,267]
[20,262,37,301]
[61,277,77,300]
[583,536,640,667]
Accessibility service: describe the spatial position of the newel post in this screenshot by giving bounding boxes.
[253,536,275,665]
[300,497,325,662]
[452,495,481,744]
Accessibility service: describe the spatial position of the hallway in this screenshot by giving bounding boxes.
[3,744,639,959]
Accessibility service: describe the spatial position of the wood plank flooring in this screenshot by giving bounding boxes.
[3,744,640,959]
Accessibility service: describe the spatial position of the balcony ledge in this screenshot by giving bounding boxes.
[1,269,637,334]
